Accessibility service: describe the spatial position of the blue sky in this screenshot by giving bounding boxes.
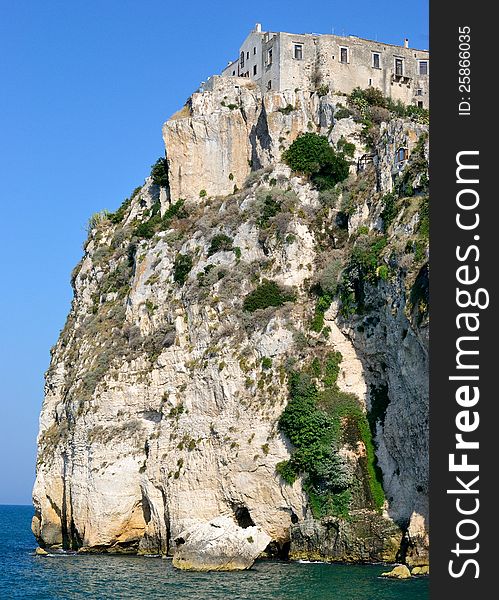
[0,1,428,505]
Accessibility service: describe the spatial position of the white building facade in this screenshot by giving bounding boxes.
[221,24,429,108]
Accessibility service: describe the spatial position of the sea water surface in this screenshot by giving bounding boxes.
[1,505,428,599]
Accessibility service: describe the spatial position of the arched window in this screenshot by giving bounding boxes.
[240,51,245,68]
[396,147,408,163]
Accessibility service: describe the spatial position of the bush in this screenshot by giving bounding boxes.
[338,235,388,315]
[277,104,295,115]
[337,136,356,158]
[109,195,134,224]
[349,86,387,108]
[199,189,207,198]
[258,193,282,228]
[276,460,297,484]
[208,234,233,256]
[261,356,273,369]
[151,157,169,187]
[173,254,193,285]
[310,291,333,333]
[317,84,330,97]
[276,366,384,519]
[334,106,352,120]
[133,199,187,240]
[380,193,398,231]
[283,133,350,190]
[283,133,338,175]
[243,279,294,312]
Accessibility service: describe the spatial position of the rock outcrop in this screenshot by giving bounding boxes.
[33,75,429,568]
[381,564,412,579]
[172,516,271,571]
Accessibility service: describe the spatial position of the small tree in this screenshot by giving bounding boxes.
[150,157,169,187]
[173,254,193,285]
[282,133,350,190]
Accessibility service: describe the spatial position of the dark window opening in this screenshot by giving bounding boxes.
[267,80,272,90]
[372,52,380,68]
[416,88,423,96]
[268,48,273,65]
[232,70,236,76]
[253,47,257,55]
[294,44,303,60]
[253,64,257,76]
[417,101,424,108]
[395,58,404,76]
[419,60,428,75]
[340,47,348,63]
[396,147,408,162]
[240,51,245,68]
[246,51,250,60]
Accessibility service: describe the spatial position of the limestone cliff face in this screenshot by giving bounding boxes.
[33,78,429,564]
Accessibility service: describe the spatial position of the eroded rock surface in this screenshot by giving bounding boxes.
[33,78,429,566]
[172,516,271,571]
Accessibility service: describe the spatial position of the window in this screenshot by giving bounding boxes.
[246,51,250,60]
[372,52,380,69]
[232,70,236,76]
[294,44,303,60]
[419,60,428,75]
[253,65,257,76]
[416,88,423,96]
[267,80,272,90]
[253,47,257,55]
[240,51,245,68]
[417,101,424,108]
[340,46,349,63]
[267,48,273,65]
[396,147,408,162]
[368,78,372,86]
[394,58,404,76]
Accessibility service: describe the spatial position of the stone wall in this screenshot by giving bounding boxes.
[221,28,429,108]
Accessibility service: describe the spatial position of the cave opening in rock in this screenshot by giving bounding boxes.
[232,505,255,529]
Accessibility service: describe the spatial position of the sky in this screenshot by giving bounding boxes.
[0,0,428,505]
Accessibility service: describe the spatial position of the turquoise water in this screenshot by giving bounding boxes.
[1,505,428,599]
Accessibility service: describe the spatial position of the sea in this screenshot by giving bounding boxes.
[0,505,428,599]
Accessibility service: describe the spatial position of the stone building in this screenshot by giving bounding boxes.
[220,24,429,108]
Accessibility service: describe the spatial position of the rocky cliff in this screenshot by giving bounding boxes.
[33,76,429,566]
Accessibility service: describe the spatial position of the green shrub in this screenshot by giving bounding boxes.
[282,133,349,190]
[199,189,207,198]
[337,136,356,158]
[261,356,273,370]
[335,107,352,120]
[150,157,169,187]
[133,199,186,240]
[173,254,193,285]
[243,279,294,312]
[317,84,330,97]
[323,351,342,387]
[109,196,133,224]
[310,290,333,333]
[276,460,297,484]
[277,104,295,115]
[277,366,384,519]
[134,219,157,239]
[208,234,233,256]
[380,193,398,231]
[338,235,388,315]
[349,87,387,108]
[258,194,282,227]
